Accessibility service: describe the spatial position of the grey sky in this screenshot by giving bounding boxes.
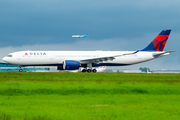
[0,0,179,70]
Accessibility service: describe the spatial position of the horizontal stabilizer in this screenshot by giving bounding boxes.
[153,51,175,58]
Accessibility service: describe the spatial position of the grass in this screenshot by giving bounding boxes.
[0,72,180,120]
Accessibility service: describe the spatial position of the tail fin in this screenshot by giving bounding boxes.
[141,30,171,51]
[83,34,87,38]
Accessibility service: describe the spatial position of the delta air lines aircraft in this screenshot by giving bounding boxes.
[2,30,174,72]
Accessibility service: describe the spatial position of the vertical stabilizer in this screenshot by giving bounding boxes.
[141,30,171,51]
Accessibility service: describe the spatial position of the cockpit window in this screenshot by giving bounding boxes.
[7,55,13,57]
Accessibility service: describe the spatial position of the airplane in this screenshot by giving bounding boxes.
[72,34,87,38]
[2,30,174,72]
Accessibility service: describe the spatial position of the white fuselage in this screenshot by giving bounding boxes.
[2,51,166,66]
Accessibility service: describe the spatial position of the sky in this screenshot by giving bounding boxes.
[0,0,180,70]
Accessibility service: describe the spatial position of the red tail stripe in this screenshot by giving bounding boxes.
[155,35,169,42]
[152,40,160,51]
[161,41,167,51]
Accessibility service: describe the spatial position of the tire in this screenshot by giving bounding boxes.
[92,69,97,73]
[82,69,87,72]
[87,69,92,73]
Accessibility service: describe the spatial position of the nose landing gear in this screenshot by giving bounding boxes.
[19,66,23,72]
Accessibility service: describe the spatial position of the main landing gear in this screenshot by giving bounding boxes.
[82,68,97,73]
[81,63,97,73]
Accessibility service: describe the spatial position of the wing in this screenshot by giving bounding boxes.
[80,50,139,64]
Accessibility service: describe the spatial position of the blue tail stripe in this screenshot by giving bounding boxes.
[141,42,156,51]
[159,30,171,35]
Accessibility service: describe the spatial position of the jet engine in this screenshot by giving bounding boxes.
[63,60,80,70]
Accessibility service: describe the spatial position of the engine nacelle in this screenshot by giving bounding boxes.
[63,60,80,70]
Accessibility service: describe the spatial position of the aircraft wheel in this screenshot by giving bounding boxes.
[92,69,97,73]
[87,69,92,73]
[19,69,23,72]
[82,69,87,72]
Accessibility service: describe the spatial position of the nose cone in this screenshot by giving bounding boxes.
[2,57,8,62]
